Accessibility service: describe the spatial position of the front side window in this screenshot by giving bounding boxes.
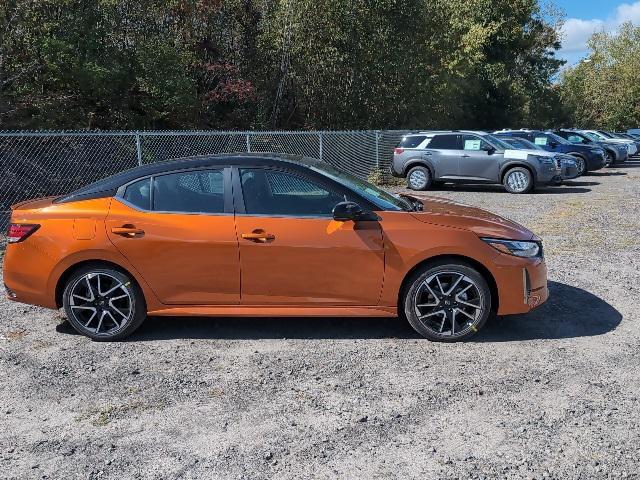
[153,169,224,213]
[533,135,549,146]
[240,168,344,216]
[461,134,497,151]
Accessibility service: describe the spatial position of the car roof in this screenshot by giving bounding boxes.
[405,130,491,137]
[54,153,326,204]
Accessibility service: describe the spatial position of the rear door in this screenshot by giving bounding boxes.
[233,166,384,305]
[106,167,240,305]
[424,134,461,178]
[458,134,501,181]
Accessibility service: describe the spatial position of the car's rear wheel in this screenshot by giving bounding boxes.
[62,266,146,341]
[406,166,432,191]
[573,155,586,175]
[503,167,533,194]
[403,261,492,342]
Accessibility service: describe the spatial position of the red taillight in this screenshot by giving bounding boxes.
[6,223,40,243]
[394,147,404,154]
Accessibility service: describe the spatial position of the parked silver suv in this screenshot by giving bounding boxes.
[392,130,563,193]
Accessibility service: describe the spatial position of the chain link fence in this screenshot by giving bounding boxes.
[0,130,410,230]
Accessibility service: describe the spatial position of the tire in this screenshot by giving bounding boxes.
[406,166,432,191]
[603,150,614,167]
[503,167,534,194]
[572,155,586,175]
[402,261,492,342]
[62,266,147,341]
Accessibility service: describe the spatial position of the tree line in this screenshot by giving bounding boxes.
[2,0,632,132]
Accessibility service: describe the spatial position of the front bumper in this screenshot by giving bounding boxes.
[561,162,579,180]
[586,153,606,171]
[490,252,549,316]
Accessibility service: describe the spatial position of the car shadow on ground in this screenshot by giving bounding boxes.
[585,170,627,176]
[428,184,593,194]
[53,281,621,342]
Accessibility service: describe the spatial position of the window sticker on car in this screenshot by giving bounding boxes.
[534,137,548,145]
[464,139,481,150]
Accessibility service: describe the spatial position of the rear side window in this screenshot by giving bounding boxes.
[398,135,427,148]
[153,169,224,213]
[123,178,151,210]
[426,135,460,149]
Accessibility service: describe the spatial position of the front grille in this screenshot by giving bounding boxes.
[554,156,562,169]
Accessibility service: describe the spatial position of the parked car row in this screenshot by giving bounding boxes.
[392,128,639,194]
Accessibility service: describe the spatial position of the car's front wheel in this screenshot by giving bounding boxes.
[406,166,432,191]
[604,150,614,167]
[573,155,587,175]
[62,266,146,341]
[503,167,533,194]
[403,261,492,342]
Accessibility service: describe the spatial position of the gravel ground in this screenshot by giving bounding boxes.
[1,161,640,480]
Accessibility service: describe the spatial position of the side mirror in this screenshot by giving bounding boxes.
[332,201,364,222]
[482,145,496,154]
[549,141,558,148]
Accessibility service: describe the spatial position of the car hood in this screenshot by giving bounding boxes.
[503,148,552,159]
[408,196,536,241]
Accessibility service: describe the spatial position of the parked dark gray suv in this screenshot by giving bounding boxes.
[392,131,563,193]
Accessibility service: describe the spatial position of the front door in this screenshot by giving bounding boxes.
[234,167,385,305]
[459,134,500,180]
[106,167,240,305]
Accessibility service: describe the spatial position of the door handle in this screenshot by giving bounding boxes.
[462,154,470,158]
[241,230,275,243]
[111,226,145,237]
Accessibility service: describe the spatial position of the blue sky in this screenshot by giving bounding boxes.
[556,0,640,65]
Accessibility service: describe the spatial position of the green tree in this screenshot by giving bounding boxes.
[560,22,640,130]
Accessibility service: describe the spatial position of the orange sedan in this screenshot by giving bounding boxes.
[3,154,548,341]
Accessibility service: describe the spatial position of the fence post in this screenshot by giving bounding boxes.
[246,133,251,152]
[318,132,324,161]
[135,131,143,166]
[374,130,380,172]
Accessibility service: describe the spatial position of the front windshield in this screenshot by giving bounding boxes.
[582,131,601,141]
[545,132,571,145]
[508,137,545,151]
[485,135,514,150]
[309,162,412,211]
[597,131,614,138]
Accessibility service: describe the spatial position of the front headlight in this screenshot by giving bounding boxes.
[531,155,554,165]
[481,238,542,258]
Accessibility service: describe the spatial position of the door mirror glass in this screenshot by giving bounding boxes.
[332,201,364,221]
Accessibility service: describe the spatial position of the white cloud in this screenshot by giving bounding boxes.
[559,1,640,62]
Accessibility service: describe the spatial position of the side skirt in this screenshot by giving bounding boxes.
[147,305,398,317]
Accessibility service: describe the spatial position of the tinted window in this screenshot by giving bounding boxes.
[123,178,151,210]
[153,169,224,213]
[426,135,459,149]
[240,169,344,216]
[398,135,427,148]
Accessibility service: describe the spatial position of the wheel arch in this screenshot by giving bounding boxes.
[403,159,435,178]
[55,259,144,308]
[397,254,499,314]
[499,162,537,183]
